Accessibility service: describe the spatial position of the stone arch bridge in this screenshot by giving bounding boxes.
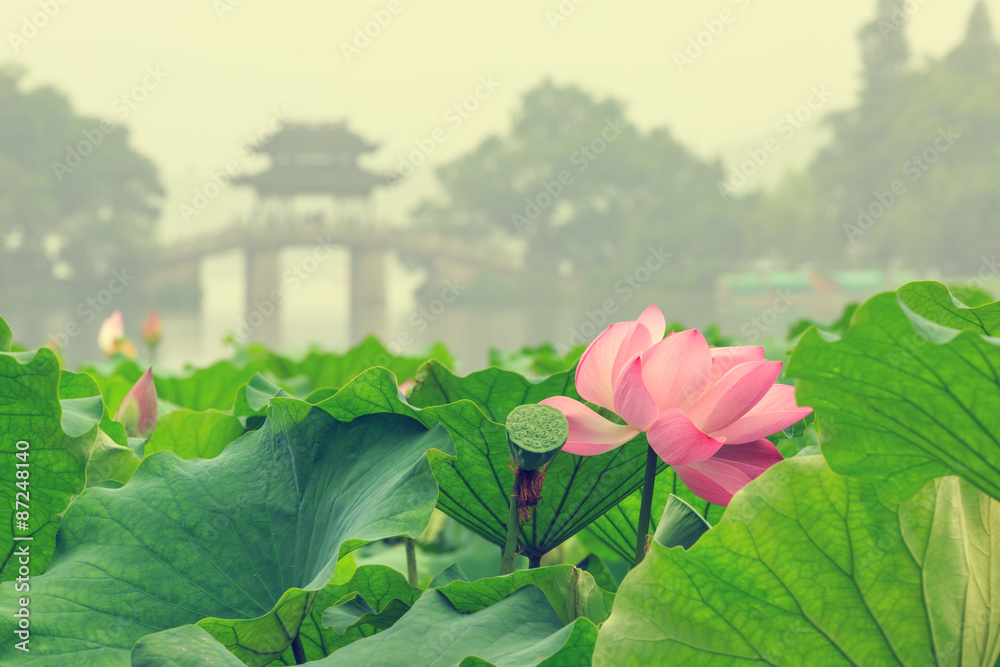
[151,219,515,346]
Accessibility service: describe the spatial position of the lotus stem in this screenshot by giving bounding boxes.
[500,404,567,576]
[291,634,306,664]
[633,445,659,568]
[405,537,418,587]
[499,471,524,575]
[529,554,542,569]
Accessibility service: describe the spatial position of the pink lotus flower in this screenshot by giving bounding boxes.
[98,311,137,359]
[541,305,811,506]
[115,368,158,438]
[141,310,163,348]
[98,311,125,357]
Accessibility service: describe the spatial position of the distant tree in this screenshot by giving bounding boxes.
[857,0,911,92]
[947,0,1000,74]
[885,6,1000,270]
[808,1,1000,271]
[811,0,914,255]
[749,170,840,265]
[0,66,163,312]
[412,80,739,288]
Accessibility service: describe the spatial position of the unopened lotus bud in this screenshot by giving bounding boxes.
[141,310,163,348]
[115,368,158,437]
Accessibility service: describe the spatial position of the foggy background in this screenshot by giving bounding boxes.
[2,0,997,370]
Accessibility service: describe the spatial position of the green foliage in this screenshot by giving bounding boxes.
[789,282,1000,501]
[574,554,619,593]
[786,302,858,341]
[405,362,664,558]
[80,335,449,416]
[153,360,262,412]
[142,586,598,667]
[948,283,996,308]
[812,1,1000,271]
[233,373,292,417]
[0,315,11,352]
[858,0,910,88]
[312,586,596,666]
[132,625,245,666]
[412,80,746,289]
[0,403,454,665]
[585,466,724,562]
[594,456,1000,666]
[403,2,1000,280]
[232,336,454,388]
[948,0,1000,75]
[436,564,613,626]
[143,408,244,460]
[651,494,711,550]
[0,347,90,582]
[58,370,140,486]
[897,281,1000,334]
[489,343,585,376]
[5,279,1000,664]
[275,564,421,664]
[317,364,659,559]
[0,66,162,310]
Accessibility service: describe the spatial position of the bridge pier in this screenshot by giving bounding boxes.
[244,249,282,348]
[350,248,386,343]
[153,221,514,353]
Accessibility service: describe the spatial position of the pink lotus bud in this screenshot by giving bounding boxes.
[115,368,158,438]
[141,310,163,348]
[98,311,125,357]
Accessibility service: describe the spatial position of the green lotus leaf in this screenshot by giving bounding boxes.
[143,408,244,460]
[321,362,660,559]
[594,456,1000,666]
[0,400,454,666]
[788,283,1000,501]
[1,348,90,582]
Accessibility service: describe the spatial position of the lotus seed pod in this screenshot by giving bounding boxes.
[505,403,569,471]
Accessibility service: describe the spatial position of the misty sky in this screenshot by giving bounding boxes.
[3,0,992,238]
